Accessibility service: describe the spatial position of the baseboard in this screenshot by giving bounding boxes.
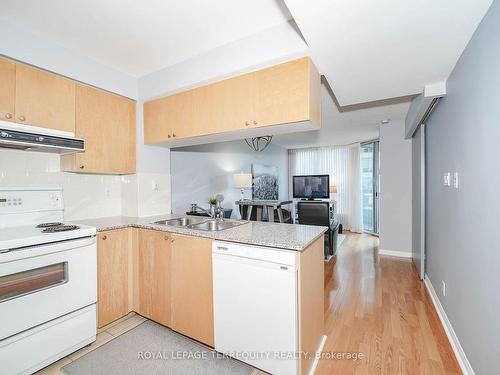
[378,249,412,258]
[308,335,327,375]
[424,276,475,375]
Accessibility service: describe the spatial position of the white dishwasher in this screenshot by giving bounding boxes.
[212,241,299,375]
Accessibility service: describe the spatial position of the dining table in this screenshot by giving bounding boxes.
[235,199,293,223]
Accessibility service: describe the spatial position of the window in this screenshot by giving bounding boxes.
[0,262,68,302]
[360,141,380,234]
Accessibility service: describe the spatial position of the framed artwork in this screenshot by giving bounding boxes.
[252,163,278,200]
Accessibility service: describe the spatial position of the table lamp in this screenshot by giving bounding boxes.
[329,185,337,200]
[233,173,252,201]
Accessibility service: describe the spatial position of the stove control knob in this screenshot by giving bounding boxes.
[36,136,45,142]
[1,131,9,138]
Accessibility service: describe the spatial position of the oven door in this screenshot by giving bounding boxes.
[0,236,97,340]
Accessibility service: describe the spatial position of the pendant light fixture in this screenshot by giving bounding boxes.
[244,136,272,152]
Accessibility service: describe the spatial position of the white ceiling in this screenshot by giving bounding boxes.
[274,84,412,149]
[284,0,493,105]
[0,0,292,77]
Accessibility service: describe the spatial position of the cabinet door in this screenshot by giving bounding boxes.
[97,229,130,328]
[192,73,254,135]
[144,90,194,143]
[137,229,171,326]
[252,57,311,128]
[0,58,16,122]
[74,85,136,174]
[171,234,214,346]
[15,63,75,132]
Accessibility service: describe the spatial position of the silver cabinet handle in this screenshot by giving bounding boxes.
[167,134,171,138]
[172,133,176,138]
[18,115,26,122]
[79,165,85,169]
[217,246,228,251]
[4,113,12,119]
[171,237,175,243]
[253,120,258,125]
[245,121,250,126]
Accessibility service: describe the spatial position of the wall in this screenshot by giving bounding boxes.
[138,21,308,100]
[0,149,122,220]
[379,120,412,255]
[425,1,500,373]
[121,102,171,218]
[0,19,137,99]
[170,141,288,218]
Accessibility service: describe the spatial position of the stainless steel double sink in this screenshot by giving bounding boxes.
[153,216,247,231]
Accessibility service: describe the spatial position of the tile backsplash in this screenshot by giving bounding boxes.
[0,149,171,220]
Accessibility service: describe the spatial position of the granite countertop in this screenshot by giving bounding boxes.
[73,214,327,251]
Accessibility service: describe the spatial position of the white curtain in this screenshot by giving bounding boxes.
[288,144,363,233]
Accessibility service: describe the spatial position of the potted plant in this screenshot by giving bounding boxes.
[208,196,217,217]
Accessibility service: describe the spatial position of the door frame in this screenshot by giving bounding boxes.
[419,124,426,279]
[411,124,426,280]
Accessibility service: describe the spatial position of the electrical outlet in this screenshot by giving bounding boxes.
[443,173,451,187]
[442,281,446,297]
[453,172,459,189]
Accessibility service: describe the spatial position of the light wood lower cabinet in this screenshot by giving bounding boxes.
[137,229,172,327]
[170,234,214,347]
[96,229,214,346]
[97,229,130,328]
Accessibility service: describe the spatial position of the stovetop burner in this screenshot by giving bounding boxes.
[36,222,63,228]
[41,225,80,233]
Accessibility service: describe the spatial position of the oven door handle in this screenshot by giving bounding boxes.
[0,236,96,263]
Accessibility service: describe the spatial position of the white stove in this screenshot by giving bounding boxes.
[0,187,97,375]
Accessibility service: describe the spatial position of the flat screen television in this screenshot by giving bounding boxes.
[292,174,330,199]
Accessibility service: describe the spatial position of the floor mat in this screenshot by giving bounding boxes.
[62,320,253,375]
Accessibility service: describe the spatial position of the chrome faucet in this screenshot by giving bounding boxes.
[193,203,224,220]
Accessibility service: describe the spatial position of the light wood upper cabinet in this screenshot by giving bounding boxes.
[253,57,319,127]
[192,72,254,136]
[0,58,16,122]
[144,57,320,147]
[144,90,194,143]
[137,229,172,327]
[15,63,75,132]
[97,229,130,328]
[62,84,136,174]
[170,234,214,347]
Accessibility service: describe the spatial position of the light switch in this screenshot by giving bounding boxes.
[453,172,459,189]
[443,172,451,187]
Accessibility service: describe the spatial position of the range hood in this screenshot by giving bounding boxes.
[0,121,84,154]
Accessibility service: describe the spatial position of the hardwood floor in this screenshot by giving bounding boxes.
[315,232,461,375]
